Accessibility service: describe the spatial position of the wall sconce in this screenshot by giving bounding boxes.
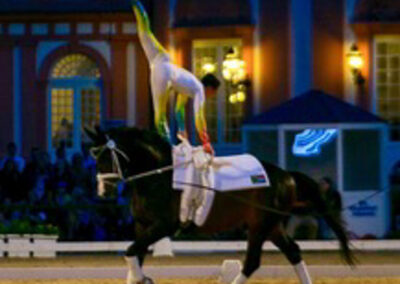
[347,44,365,86]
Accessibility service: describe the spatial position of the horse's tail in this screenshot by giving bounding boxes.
[290,172,356,266]
[130,0,168,57]
[320,208,356,266]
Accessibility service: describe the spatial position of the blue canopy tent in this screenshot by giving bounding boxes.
[243,89,390,238]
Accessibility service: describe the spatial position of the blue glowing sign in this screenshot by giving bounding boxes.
[292,129,337,157]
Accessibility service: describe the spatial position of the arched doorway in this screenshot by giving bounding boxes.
[48,53,103,157]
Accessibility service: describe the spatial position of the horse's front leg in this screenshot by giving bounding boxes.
[125,222,172,284]
[231,221,272,284]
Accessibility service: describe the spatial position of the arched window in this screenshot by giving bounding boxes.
[51,54,101,79]
[49,53,102,154]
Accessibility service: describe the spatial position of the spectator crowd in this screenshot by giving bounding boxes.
[0,142,134,241]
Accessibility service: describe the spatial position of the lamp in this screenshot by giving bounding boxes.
[201,57,216,75]
[223,48,248,104]
[347,44,365,85]
[223,48,246,84]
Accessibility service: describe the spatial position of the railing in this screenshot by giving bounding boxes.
[1,237,400,258]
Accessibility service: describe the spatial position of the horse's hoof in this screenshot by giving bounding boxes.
[140,277,155,284]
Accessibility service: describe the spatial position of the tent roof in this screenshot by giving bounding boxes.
[245,90,385,125]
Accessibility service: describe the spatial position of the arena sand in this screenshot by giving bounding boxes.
[1,279,400,284]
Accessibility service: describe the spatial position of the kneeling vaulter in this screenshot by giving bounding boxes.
[131,0,215,227]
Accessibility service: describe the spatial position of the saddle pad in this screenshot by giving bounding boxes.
[173,153,270,192]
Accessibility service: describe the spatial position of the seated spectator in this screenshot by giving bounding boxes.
[53,118,73,148]
[70,153,92,196]
[22,148,47,196]
[82,143,97,195]
[318,177,342,239]
[286,214,318,239]
[319,177,342,210]
[0,142,25,173]
[82,143,96,172]
[50,145,71,193]
[0,159,24,203]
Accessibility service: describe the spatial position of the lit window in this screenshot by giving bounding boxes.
[193,40,244,144]
[51,88,74,147]
[49,53,102,151]
[375,38,400,140]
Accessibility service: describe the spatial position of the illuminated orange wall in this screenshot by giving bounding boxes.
[312,0,344,98]
[257,0,291,111]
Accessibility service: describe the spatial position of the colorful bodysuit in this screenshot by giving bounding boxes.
[132,0,213,154]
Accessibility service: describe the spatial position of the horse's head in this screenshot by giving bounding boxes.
[85,126,171,197]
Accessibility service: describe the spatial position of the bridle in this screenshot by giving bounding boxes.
[90,135,131,195]
[90,135,194,196]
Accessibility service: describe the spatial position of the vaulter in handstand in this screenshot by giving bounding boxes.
[131,0,214,155]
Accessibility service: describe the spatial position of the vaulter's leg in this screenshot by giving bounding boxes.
[193,86,213,154]
[194,168,215,226]
[150,63,171,143]
[271,225,312,284]
[131,0,167,62]
[175,93,189,138]
[153,93,170,141]
[180,160,197,224]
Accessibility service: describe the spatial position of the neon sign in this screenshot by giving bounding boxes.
[292,129,337,157]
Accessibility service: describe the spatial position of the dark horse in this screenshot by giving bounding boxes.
[86,127,354,284]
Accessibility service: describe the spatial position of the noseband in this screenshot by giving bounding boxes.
[90,136,130,196]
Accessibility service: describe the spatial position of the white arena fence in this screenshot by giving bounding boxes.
[1,236,400,258]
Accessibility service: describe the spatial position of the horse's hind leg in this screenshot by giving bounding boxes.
[271,226,313,284]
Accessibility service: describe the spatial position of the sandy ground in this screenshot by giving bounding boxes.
[1,251,400,268]
[1,279,400,284]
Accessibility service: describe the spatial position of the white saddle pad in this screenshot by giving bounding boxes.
[173,153,270,192]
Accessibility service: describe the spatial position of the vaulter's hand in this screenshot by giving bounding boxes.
[203,142,215,156]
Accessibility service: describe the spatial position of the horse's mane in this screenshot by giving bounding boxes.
[107,127,172,165]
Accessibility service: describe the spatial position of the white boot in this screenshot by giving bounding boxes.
[294,261,313,284]
[194,190,215,226]
[231,273,247,284]
[194,167,215,226]
[125,256,144,284]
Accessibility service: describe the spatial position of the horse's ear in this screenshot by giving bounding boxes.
[94,125,108,143]
[84,126,98,142]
